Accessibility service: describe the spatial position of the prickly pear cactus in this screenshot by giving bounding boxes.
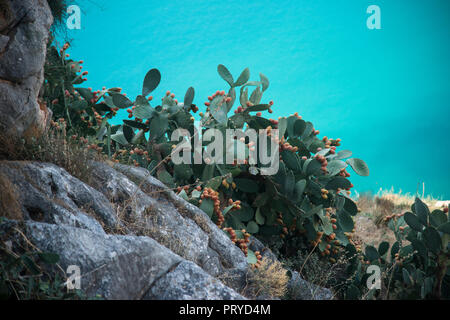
[94,63,370,266]
[44,44,370,269]
[345,198,449,300]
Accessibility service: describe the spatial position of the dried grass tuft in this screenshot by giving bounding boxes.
[0,125,104,187]
[242,258,289,299]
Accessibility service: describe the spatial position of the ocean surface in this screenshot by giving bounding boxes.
[62,0,450,199]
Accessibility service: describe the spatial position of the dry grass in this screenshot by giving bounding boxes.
[0,124,104,186]
[242,258,289,299]
[355,192,405,251]
[0,173,23,220]
[375,187,443,209]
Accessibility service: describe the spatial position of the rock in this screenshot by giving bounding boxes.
[89,162,213,270]
[1,218,246,300]
[287,271,334,300]
[144,261,246,300]
[0,160,247,299]
[23,221,183,299]
[110,163,248,274]
[0,161,117,231]
[0,0,53,139]
[0,160,334,300]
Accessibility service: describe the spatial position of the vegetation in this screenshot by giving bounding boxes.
[40,41,450,300]
[243,258,289,299]
[42,42,371,270]
[0,121,103,187]
[47,0,69,29]
[3,35,449,299]
[355,189,445,250]
[346,198,449,299]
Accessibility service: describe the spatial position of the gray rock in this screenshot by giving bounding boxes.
[287,271,334,300]
[0,0,53,139]
[23,221,184,299]
[89,162,211,269]
[1,217,246,300]
[144,261,246,300]
[0,160,248,299]
[0,161,116,231]
[113,163,248,273]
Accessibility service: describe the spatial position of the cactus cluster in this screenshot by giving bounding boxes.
[346,198,449,299]
[44,44,371,267]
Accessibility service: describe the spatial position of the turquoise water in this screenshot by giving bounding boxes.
[64,0,450,199]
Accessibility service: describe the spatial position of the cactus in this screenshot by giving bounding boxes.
[43,43,449,298]
[346,198,449,300]
[44,44,370,269]
[44,43,123,155]
[92,63,370,266]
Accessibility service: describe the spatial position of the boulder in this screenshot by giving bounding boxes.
[144,261,246,300]
[24,221,183,300]
[0,161,117,231]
